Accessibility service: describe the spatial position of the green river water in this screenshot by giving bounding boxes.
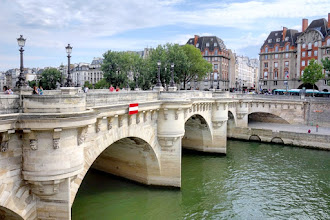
[72,140,330,220]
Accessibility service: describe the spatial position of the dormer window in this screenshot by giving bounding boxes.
[214,43,217,47]
[275,45,279,52]
[285,37,289,41]
[276,38,280,42]
[268,39,272,43]
[314,42,318,47]
[265,47,268,53]
[190,40,192,43]
[196,43,199,48]
[206,43,209,47]
[275,33,278,36]
[211,38,213,41]
[285,44,289,51]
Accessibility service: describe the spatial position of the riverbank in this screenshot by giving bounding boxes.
[228,122,330,151]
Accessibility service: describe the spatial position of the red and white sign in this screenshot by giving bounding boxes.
[129,103,139,115]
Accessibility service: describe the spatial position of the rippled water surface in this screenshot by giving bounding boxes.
[72,141,330,219]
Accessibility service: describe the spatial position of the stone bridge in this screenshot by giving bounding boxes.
[0,89,312,219]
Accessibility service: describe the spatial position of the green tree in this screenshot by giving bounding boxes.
[101,51,143,89]
[38,68,61,90]
[94,79,109,89]
[301,59,324,96]
[83,81,93,89]
[28,80,37,88]
[321,57,330,85]
[181,44,212,89]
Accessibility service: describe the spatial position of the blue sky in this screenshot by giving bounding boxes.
[0,0,329,71]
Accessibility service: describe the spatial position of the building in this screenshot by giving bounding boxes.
[186,35,231,90]
[234,55,259,91]
[259,13,330,92]
[70,57,104,87]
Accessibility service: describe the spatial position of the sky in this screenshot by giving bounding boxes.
[0,0,329,71]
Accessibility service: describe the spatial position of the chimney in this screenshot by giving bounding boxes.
[282,27,288,41]
[302,18,308,32]
[328,13,330,28]
[194,35,199,46]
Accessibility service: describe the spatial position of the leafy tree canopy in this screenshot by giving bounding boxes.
[321,57,330,75]
[38,68,61,90]
[301,59,324,93]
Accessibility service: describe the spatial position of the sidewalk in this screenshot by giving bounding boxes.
[248,122,330,135]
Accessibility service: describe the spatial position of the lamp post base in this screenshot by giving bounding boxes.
[168,86,177,92]
[153,86,164,92]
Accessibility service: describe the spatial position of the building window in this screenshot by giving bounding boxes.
[308,43,312,49]
[285,53,289,58]
[285,71,289,79]
[285,37,289,41]
[301,70,304,76]
[214,43,217,47]
[214,64,218,70]
[214,57,218,61]
[274,81,277,85]
[302,61,305,66]
[308,51,311,57]
[196,43,199,47]
[285,61,289,67]
[274,62,278,68]
[205,50,208,56]
[274,71,278,78]
[265,47,268,53]
[314,50,318,56]
[327,49,330,54]
[264,71,268,79]
[215,49,218,55]
[314,42,318,47]
[276,38,280,42]
[268,39,272,43]
[308,60,310,65]
[302,43,306,48]
[206,42,209,47]
[286,44,289,51]
[264,62,268,68]
[265,55,268,60]
[327,39,330,46]
[302,51,306,57]
[264,81,267,85]
[274,54,278,59]
[275,45,279,52]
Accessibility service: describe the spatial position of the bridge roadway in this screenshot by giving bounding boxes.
[0,88,328,220]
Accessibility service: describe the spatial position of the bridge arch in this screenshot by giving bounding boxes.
[71,131,161,205]
[227,111,236,128]
[271,137,284,144]
[182,114,213,151]
[248,112,290,124]
[0,206,24,220]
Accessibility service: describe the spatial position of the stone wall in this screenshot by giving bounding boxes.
[307,100,330,126]
[0,95,19,114]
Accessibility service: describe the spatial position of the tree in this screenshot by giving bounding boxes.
[321,57,330,85]
[301,59,324,96]
[101,51,144,89]
[181,44,212,89]
[94,78,109,89]
[38,68,61,90]
[83,81,93,89]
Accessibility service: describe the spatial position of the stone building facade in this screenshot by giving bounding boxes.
[259,13,330,92]
[186,35,231,90]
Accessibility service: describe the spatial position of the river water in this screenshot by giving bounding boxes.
[72,140,330,219]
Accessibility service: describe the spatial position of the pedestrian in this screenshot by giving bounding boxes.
[115,86,120,92]
[308,129,311,133]
[32,86,38,95]
[3,86,9,94]
[38,86,43,95]
[84,86,89,93]
[316,124,319,132]
[109,85,114,92]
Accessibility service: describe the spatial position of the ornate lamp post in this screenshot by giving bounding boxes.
[65,44,73,87]
[217,72,220,89]
[170,63,175,87]
[210,72,214,89]
[156,60,161,87]
[16,35,26,88]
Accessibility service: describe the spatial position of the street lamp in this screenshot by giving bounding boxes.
[170,63,175,87]
[217,72,220,89]
[156,60,161,87]
[210,72,214,89]
[16,35,26,88]
[65,44,73,87]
